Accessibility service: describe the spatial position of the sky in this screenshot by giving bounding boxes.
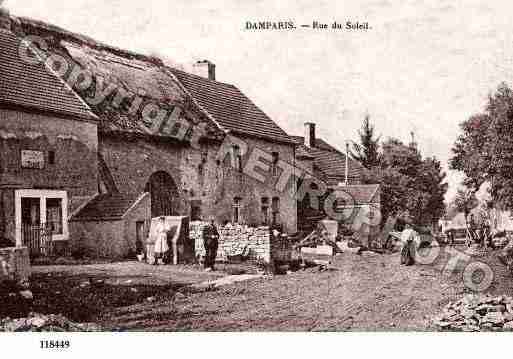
[5,0,513,202]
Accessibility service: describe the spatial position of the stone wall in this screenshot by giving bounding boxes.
[191,222,292,264]
[0,108,99,243]
[101,133,298,233]
[0,108,98,195]
[0,247,30,284]
[100,135,183,205]
[208,135,298,233]
[69,220,125,259]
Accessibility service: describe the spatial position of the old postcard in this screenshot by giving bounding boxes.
[1,0,513,356]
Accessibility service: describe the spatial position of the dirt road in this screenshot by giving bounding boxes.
[98,246,513,331]
[29,246,513,331]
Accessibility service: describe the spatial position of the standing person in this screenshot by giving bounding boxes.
[467,213,478,246]
[202,217,219,271]
[478,203,493,249]
[153,216,169,266]
[400,222,418,266]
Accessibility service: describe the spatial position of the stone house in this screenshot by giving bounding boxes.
[1,13,298,258]
[0,29,98,253]
[170,67,299,231]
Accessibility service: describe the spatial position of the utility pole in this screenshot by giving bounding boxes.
[345,141,349,186]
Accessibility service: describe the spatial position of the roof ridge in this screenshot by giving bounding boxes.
[169,67,237,87]
[17,16,164,66]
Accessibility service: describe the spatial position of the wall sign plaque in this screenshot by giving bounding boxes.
[21,150,45,169]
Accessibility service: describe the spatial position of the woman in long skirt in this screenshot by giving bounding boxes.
[154,216,169,265]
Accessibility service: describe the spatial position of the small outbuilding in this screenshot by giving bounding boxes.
[69,193,150,259]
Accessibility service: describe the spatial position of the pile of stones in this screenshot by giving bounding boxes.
[0,312,100,332]
[434,294,513,331]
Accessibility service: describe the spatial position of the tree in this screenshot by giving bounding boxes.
[415,157,448,225]
[453,189,478,218]
[350,114,381,169]
[450,82,513,210]
[450,113,492,191]
[362,166,408,225]
[362,137,447,226]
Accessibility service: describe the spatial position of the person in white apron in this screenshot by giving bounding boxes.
[154,216,169,265]
[400,222,418,266]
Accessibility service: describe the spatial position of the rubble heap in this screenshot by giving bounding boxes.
[434,294,513,331]
[0,313,100,332]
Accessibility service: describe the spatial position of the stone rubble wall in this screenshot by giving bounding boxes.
[190,222,292,263]
[434,294,513,331]
[0,247,30,284]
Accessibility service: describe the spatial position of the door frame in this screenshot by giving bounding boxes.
[15,189,68,247]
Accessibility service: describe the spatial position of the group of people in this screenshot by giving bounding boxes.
[152,216,220,271]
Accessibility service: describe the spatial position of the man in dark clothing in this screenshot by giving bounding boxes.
[202,218,219,271]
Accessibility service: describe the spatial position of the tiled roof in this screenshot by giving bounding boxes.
[14,16,294,145]
[71,193,141,221]
[15,17,223,139]
[333,184,380,204]
[292,136,366,182]
[169,68,295,144]
[0,29,96,120]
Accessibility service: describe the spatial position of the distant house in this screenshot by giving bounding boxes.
[293,123,366,187]
[292,123,380,232]
[1,12,299,258]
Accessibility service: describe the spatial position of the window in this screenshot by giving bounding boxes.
[198,163,205,187]
[232,145,242,172]
[271,152,279,176]
[271,197,280,226]
[21,197,40,226]
[233,197,242,224]
[200,142,208,163]
[261,197,269,225]
[48,151,55,165]
[46,198,63,235]
[191,201,202,221]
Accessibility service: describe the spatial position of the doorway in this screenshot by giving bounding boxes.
[145,171,179,218]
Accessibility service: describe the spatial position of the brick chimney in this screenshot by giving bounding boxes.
[0,7,11,31]
[193,60,216,81]
[304,122,316,148]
